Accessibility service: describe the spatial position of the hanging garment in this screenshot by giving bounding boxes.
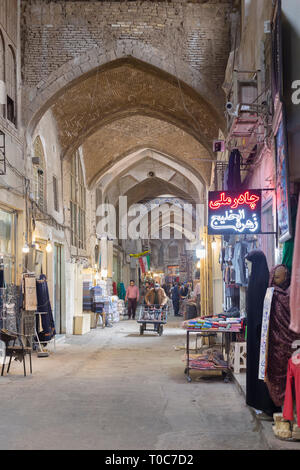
[112,282,117,296]
[264,266,300,406]
[283,356,300,426]
[290,194,300,334]
[117,282,126,300]
[232,241,248,286]
[36,274,56,342]
[0,266,4,288]
[227,149,242,192]
[245,250,280,415]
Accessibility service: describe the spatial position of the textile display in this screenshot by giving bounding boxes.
[83,281,93,311]
[184,349,227,371]
[245,250,280,416]
[182,316,242,332]
[90,286,104,313]
[264,266,300,406]
[283,356,300,426]
[290,194,300,334]
[259,287,274,381]
[112,282,117,296]
[226,149,242,191]
[36,274,56,343]
[117,282,126,300]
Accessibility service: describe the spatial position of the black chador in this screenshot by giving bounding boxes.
[245,250,280,416]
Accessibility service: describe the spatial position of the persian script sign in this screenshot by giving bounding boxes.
[208,190,262,235]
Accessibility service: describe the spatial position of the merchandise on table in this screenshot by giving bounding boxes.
[182,315,242,332]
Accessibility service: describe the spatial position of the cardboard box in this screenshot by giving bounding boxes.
[73,314,91,335]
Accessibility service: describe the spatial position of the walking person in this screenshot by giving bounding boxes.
[125,280,139,320]
[171,283,180,317]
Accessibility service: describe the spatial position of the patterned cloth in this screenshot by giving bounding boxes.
[265,266,300,406]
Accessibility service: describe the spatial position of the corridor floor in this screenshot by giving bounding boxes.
[0,318,268,450]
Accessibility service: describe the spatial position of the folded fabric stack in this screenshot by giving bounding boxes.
[117,299,126,318]
[182,316,241,332]
[83,281,93,311]
[184,349,228,370]
[111,296,119,322]
[90,286,104,314]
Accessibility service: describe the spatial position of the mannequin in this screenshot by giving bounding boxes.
[265,265,300,406]
[245,250,280,416]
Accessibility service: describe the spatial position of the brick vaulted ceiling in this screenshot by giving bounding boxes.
[50,59,222,188]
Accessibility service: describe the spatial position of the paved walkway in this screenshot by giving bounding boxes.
[0,318,268,450]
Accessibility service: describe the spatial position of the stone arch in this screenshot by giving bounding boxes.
[25,41,225,134]
[96,148,206,202]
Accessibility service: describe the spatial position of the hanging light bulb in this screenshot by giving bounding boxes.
[46,239,52,253]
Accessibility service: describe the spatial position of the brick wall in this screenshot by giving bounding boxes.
[21,0,232,93]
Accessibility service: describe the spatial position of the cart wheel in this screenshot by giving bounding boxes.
[140,325,144,335]
[158,325,163,336]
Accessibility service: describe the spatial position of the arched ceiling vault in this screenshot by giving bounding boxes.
[96,148,205,202]
[121,177,198,209]
[47,58,221,172]
[83,115,213,188]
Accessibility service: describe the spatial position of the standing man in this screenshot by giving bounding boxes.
[171,283,180,316]
[125,280,140,320]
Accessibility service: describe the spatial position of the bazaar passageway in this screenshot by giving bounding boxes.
[0,318,267,450]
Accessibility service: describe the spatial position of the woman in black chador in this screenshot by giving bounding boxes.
[245,250,280,416]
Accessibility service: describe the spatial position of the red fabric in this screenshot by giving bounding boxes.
[112,282,117,295]
[290,194,300,333]
[283,355,300,426]
[139,257,145,273]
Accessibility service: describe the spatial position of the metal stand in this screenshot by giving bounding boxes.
[185,329,235,383]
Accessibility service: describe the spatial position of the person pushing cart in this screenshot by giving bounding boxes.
[138,283,168,336]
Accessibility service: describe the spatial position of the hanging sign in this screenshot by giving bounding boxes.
[208,190,262,235]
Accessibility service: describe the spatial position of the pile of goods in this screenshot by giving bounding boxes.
[182,315,242,332]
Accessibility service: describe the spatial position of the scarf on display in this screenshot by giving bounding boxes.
[265,265,300,406]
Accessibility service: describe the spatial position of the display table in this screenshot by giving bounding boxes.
[184,328,241,383]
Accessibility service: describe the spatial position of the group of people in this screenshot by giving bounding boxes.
[124,279,200,319]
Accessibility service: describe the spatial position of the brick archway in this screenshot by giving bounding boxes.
[24,41,225,135]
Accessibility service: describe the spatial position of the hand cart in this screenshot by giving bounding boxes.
[137,304,168,336]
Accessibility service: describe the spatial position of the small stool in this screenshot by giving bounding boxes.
[229,341,247,374]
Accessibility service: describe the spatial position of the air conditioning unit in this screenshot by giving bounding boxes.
[32,157,40,165]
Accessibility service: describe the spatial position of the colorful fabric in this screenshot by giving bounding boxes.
[265,266,300,406]
[283,356,300,426]
[259,287,274,380]
[290,194,300,334]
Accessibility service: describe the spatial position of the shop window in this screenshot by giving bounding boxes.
[70,151,86,249]
[32,136,46,211]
